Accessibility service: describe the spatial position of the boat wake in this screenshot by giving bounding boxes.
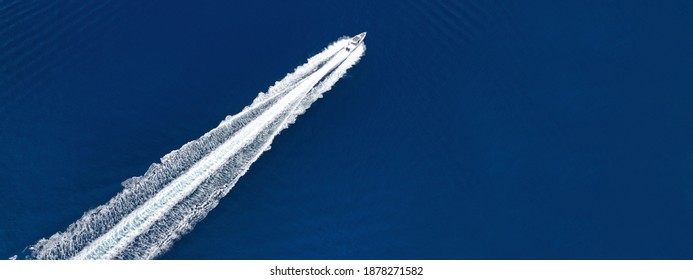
[27,35,365,260]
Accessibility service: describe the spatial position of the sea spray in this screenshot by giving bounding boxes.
[29,36,364,260]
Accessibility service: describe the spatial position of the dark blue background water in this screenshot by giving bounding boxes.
[1,0,692,259]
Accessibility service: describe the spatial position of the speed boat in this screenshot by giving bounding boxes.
[345,32,367,51]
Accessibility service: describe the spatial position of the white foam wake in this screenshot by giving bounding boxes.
[28,36,365,260]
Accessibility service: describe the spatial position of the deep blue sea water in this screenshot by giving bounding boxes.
[1,0,693,259]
